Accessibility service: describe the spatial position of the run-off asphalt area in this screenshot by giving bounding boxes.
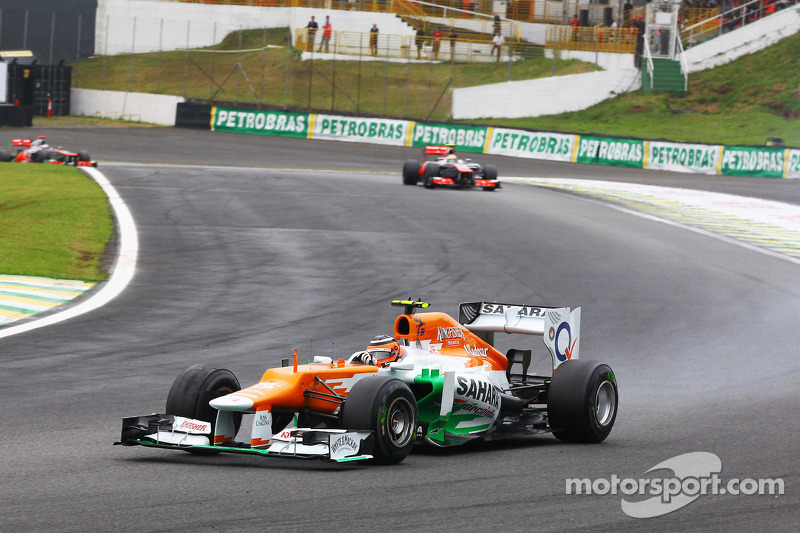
[0,128,798,532]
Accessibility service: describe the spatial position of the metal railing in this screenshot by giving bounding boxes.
[296,27,540,62]
[545,25,638,54]
[157,0,647,27]
[680,0,794,48]
[643,37,654,90]
[676,34,688,91]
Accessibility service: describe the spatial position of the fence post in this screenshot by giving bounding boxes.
[357,33,363,113]
[49,11,55,65]
[157,18,163,93]
[210,23,217,100]
[184,20,190,98]
[75,13,82,88]
[129,17,136,93]
[103,14,109,90]
[23,10,28,49]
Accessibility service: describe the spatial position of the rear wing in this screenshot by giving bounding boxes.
[424,145,454,156]
[12,138,32,147]
[458,301,580,371]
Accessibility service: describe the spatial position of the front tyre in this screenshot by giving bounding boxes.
[166,364,242,443]
[547,360,617,443]
[402,159,420,185]
[340,376,417,465]
[423,163,439,189]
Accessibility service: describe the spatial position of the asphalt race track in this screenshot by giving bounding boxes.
[1,127,799,532]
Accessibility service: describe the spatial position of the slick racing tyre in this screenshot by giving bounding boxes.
[0,149,11,162]
[340,376,417,465]
[77,150,91,162]
[166,364,242,450]
[402,159,420,185]
[482,165,498,191]
[423,163,439,189]
[547,360,617,443]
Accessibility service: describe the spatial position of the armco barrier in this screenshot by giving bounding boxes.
[178,101,800,179]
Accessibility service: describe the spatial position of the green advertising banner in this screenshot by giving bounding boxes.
[409,123,489,153]
[487,128,575,162]
[719,146,786,178]
[786,149,800,179]
[574,136,645,168]
[646,141,720,175]
[312,114,408,146]
[211,107,309,138]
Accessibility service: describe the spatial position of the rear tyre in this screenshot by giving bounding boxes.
[0,149,11,162]
[166,364,242,450]
[423,163,439,189]
[340,376,417,465]
[547,360,617,443]
[402,159,420,185]
[77,150,91,162]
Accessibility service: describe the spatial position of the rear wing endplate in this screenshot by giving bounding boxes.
[458,301,581,370]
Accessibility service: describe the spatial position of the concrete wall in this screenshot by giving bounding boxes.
[684,5,800,73]
[453,6,800,119]
[71,88,184,125]
[452,68,640,120]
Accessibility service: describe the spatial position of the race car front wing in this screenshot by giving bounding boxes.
[115,414,375,463]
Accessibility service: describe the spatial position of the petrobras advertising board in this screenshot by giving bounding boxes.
[410,122,489,153]
[646,141,721,175]
[719,146,785,178]
[312,114,408,146]
[574,136,645,168]
[211,107,309,138]
[487,128,575,162]
[786,149,800,179]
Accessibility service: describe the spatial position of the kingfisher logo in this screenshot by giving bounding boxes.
[437,326,465,342]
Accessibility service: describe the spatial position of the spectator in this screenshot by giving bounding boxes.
[623,0,633,25]
[369,23,379,55]
[415,26,426,59]
[571,14,580,41]
[319,15,332,53]
[634,16,645,68]
[491,31,505,61]
[306,16,318,50]
[493,12,501,35]
[432,27,443,60]
[449,27,458,61]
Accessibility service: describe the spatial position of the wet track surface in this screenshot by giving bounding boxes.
[1,127,798,531]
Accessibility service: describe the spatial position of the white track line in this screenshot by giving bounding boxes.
[0,167,138,340]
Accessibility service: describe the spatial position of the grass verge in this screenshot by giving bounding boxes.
[0,164,113,281]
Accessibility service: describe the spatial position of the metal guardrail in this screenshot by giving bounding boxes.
[159,0,646,27]
[545,25,638,54]
[680,0,795,48]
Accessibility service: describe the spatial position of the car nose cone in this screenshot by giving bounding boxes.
[209,395,254,411]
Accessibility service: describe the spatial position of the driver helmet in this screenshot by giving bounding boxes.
[366,334,401,366]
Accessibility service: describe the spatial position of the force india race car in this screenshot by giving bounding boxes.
[0,136,97,167]
[402,145,501,191]
[117,300,617,465]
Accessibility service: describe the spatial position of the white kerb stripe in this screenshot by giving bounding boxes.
[0,167,138,339]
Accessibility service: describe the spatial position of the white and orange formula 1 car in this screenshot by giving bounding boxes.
[0,136,97,167]
[117,300,617,465]
[402,145,500,191]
